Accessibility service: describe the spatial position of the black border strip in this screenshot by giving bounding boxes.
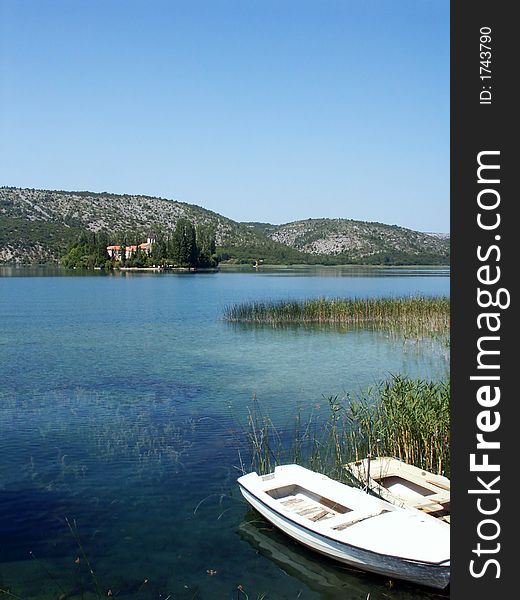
[451,2,514,597]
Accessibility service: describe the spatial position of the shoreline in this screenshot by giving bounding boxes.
[118,266,220,273]
[0,263,450,274]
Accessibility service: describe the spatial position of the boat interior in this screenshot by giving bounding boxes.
[377,474,450,515]
[265,483,390,531]
[351,460,451,522]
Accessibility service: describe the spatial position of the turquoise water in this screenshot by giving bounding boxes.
[0,267,449,599]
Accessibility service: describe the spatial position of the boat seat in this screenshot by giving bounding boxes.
[412,492,450,510]
[279,495,336,521]
[308,509,334,522]
[330,509,390,531]
[280,497,306,508]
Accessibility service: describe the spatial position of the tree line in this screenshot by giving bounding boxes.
[61,218,217,270]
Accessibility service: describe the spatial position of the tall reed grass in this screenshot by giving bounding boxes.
[347,376,450,476]
[238,376,450,483]
[224,296,450,339]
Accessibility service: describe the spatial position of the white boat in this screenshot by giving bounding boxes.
[345,457,450,523]
[237,464,450,590]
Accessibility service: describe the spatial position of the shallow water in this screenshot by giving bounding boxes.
[0,267,449,599]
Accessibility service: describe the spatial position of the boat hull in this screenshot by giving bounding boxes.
[239,484,450,590]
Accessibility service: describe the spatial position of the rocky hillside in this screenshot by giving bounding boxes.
[1,187,259,243]
[1,187,449,265]
[0,187,285,263]
[245,219,449,262]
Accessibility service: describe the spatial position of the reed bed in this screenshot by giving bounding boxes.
[239,376,450,483]
[224,296,450,338]
[346,376,450,476]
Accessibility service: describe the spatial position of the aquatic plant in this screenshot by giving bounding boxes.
[238,376,450,483]
[224,296,450,339]
[346,376,450,477]
[1,391,194,497]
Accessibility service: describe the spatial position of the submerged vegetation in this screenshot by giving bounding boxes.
[225,295,450,339]
[239,376,450,483]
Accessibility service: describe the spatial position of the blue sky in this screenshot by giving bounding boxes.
[0,0,449,232]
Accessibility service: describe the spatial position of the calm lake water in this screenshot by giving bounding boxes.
[0,266,450,600]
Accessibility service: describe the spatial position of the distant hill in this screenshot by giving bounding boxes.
[244,219,450,264]
[0,187,449,265]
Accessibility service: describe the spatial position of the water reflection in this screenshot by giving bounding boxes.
[1,264,450,278]
[238,515,450,600]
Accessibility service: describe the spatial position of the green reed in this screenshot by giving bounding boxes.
[239,376,450,482]
[346,376,450,477]
[224,296,450,339]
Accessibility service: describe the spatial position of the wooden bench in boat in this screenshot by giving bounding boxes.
[274,490,390,531]
[276,492,346,521]
[279,495,336,521]
[411,492,450,515]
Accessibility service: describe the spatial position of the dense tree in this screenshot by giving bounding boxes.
[196,224,217,267]
[171,218,197,266]
[61,232,110,269]
[150,232,167,264]
[126,247,148,267]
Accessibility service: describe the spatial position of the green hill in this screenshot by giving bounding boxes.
[0,187,449,265]
[244,218,449,264]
